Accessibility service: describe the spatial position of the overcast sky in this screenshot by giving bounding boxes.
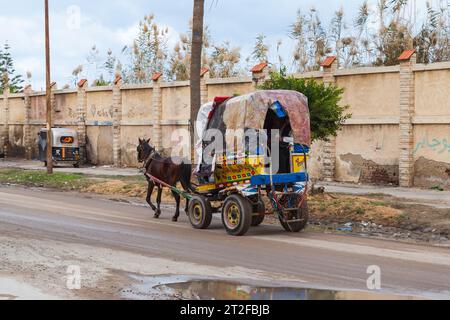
[0,0,430,90]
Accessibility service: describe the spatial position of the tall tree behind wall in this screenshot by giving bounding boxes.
[122,14,169,84]
[168,22,211,81]
[0,42,24,94]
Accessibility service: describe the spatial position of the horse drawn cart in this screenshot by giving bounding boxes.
[145,90,311,236]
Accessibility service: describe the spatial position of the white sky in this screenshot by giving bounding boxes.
[0,0,431,90]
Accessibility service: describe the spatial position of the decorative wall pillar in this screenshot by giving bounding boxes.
[398,50,416,187]
[24,85,33,159]
[321,56,338,182]
[200,67,210,106]
[151,72,163,152]
[251,62,269,88]
[2,85,10,158]
[76,79,88,163]
[112,75,123,167]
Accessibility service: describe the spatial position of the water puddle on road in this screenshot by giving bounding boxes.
[0,277,58,300]
[122,275,424,300]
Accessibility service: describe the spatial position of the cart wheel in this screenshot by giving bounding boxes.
[188,195,213,230]
[279,200,309,233]
[222,194,252,236]
[251,200,265,227]
[251,214,265,227]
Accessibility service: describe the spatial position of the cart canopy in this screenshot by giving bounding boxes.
[197,90,310,158]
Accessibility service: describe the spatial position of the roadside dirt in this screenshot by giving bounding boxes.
[82,180,148,198]
[309,193,450,233]
[306,193,450,244]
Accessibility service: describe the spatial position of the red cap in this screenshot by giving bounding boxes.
[251,62,268,73]
[320,56,337,67]
[200,67,210,77]
[77,79,88,88]
[152,72,162,81]
[113,75,122,85]
[398,49,416,61]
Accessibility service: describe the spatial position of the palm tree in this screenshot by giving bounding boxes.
[190,0,205,164]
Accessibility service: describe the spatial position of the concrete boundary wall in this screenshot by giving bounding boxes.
[1,54,449,188]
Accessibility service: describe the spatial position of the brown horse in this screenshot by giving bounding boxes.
[137,138,194,222]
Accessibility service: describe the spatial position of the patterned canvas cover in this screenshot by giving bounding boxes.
[195,102,214,172]
[198,90,310,149]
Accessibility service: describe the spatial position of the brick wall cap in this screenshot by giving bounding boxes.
[200,67,210,77]
[251,62,268,73]
[113,75,122,85]
[398,49,416,61]
[152,72,162,81]
[77,79,88,88]
[320,56,337,67]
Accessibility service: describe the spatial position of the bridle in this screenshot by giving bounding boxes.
[143,149,158,169]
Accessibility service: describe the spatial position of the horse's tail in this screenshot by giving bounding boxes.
[180,162,195,193]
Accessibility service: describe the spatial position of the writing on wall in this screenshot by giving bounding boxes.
[414,134,450,155]
[89,104,113,119]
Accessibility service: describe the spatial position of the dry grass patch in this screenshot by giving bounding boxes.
[309,194,405,226]
[81,180,147,198]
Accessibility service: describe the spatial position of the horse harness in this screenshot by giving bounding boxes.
[142,149,159,171]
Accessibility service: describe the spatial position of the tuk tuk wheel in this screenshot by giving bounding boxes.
[222,194,252,236]
[188,195,213,230]
[251,200,265,227]
[279,200,309,233]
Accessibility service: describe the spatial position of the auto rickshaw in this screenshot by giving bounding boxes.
[38,128,81,168]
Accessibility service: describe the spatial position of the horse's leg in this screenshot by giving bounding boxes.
[154,186,162,218]
[171,190,181,222]
[146,181,157,211]
[178,179,190,215]
[185,198,189,215]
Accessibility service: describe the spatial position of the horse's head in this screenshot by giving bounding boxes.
[137,138,154,163]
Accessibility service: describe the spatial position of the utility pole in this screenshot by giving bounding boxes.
[45,0,53,174]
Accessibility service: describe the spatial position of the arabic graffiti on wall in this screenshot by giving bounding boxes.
[89,104,113,119]
[414,133,450,155]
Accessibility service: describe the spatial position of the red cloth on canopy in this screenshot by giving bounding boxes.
[208,96,231,120]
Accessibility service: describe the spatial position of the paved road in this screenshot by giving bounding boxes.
[0,186,450,299]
